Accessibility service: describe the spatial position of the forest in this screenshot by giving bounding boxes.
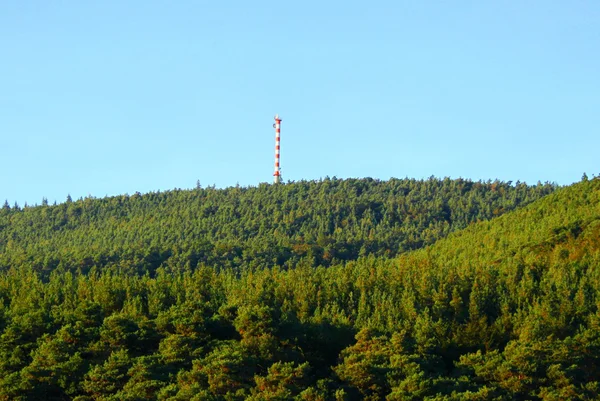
[0,177,554,276]
[1,176,599,400]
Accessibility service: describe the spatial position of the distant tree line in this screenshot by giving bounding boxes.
[0,177,555,277]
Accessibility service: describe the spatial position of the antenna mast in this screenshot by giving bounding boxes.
[273,114,282,184]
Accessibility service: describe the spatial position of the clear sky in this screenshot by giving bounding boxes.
[1,1,598,206]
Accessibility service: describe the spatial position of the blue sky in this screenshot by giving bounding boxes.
[1,1,598,205]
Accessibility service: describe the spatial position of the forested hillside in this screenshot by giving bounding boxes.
[4,177,600,400]
[0,177,554,276]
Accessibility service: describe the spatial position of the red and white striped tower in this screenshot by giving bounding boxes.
[273,114,282,184]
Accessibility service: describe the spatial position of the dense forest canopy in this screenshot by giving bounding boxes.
[2,177,600,400]
[0,177,555,276]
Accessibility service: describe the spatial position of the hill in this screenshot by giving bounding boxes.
[0,177,554,275]
[3,177,599,400]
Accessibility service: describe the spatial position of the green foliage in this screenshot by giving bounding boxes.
[0,177,554,276]
[2,177,600,399]
[82,349,131,400]
[249,361,310,400]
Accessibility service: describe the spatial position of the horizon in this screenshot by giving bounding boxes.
[2,1,598,206]
[3,174,567,209]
